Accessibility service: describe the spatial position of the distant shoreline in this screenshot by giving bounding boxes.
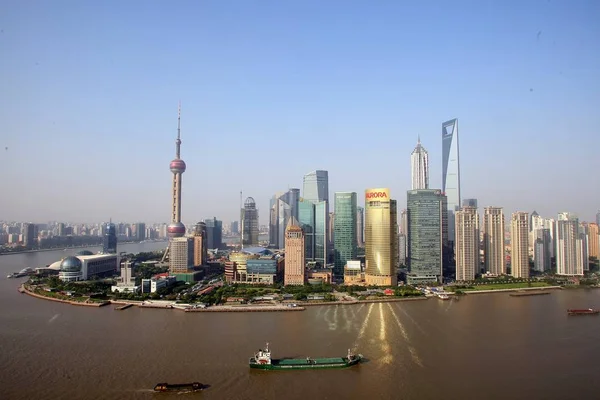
[461,286,563,295]
[0,240,167,256]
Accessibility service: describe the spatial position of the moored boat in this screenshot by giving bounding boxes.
[7,267,34,279]
[153,382,203,392]
[249,343,362,370]
[567,308,600,316]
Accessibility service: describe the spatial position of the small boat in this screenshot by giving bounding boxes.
[249,343,362,370]
[7,268,34,279]
[437,294,450,300]
[153,382,203,392]
[567,308,600,316]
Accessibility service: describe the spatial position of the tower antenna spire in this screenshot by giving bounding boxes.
[176,101,182,159]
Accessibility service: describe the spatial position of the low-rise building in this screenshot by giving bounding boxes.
[307,268,333,285]
[141,276,176,293]
[343,260,364,285]
[58,254,119,282]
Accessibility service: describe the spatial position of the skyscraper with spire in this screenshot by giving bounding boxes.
[442,118,461,248]
[165,104,195,276]
[411,136,429,190]
[167,103,186,238]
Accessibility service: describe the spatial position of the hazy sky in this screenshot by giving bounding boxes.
[1,0,599,226]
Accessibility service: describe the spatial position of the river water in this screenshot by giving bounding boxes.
[1,243,599,399]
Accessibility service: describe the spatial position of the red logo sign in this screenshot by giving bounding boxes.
[366,192,388,199]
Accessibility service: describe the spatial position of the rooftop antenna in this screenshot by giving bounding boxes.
[176,101,182,159]
[240,190,244,249]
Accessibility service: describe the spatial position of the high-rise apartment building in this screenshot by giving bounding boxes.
[193,222,207,267]
[134,223,146,242]
[230,221,239,235]
[169,237,194,274]
[57,223,65,237]
[534,228,552,272]
[103,222,117,254]
[462,198,478,208]
[556,212,583,276]
[328,212,335,249]
[284,217,305,286]
[298,198,315,262]
[241,197,259,247]
[511,212,529,278]
[365,188,398,286]
[203,217,223,250]
[302,170,329,267]
[356,206,364,247]
[406,189,447,284]
[399,234,407,266]
[333,192,357,278]
[530,211,540,232]
[483,207,505,275]
[441,118,461,247]
[596,211,600,227]
[455,206,479,281]
[400,209,408,235]
[314,201,328,265]
[588,223,599,260]
[411,137,429,190]
[269,189,300,249]
[577,226,589,272]
[399,209,408,261]
[22,223,35,247]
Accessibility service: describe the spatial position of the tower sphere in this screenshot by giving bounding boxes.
[170,159,186,174]
[167,222,186,238]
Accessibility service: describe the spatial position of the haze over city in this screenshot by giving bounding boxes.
[1,0,599,224]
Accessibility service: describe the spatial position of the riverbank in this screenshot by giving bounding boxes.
[462,286,563,295]
[21,282,576,312]
[300,297,428,306]
[21,284,430,312]
[20,285,110,307]
[0,241,167,256]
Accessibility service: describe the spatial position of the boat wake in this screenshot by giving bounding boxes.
[395,304,428,336]
[342,305,352,332]
[354,303,374,348]
[387,303,423,367]
[323,305,338,331]
[378,303,393,365]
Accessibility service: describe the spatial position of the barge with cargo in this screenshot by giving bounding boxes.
[249,343,362,370]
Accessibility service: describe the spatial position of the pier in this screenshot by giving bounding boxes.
[185,305,306,312]
[509,291,552,297]
[114,303,134,310]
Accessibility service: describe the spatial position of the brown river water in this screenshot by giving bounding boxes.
[1,243,600,399]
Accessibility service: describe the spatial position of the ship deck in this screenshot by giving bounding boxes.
[273,357,346,366]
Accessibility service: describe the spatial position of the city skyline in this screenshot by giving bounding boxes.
[2,2,600,224]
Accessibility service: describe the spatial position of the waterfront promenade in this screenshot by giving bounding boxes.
[20,282,576,312]
[20,283,431,312]
[462,286,563,295]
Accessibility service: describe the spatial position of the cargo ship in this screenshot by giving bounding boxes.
[153,382,203,392]
[249,343,362,370]
[567,308,600,316]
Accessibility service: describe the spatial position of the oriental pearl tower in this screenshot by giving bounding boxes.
[167,103,186,238]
